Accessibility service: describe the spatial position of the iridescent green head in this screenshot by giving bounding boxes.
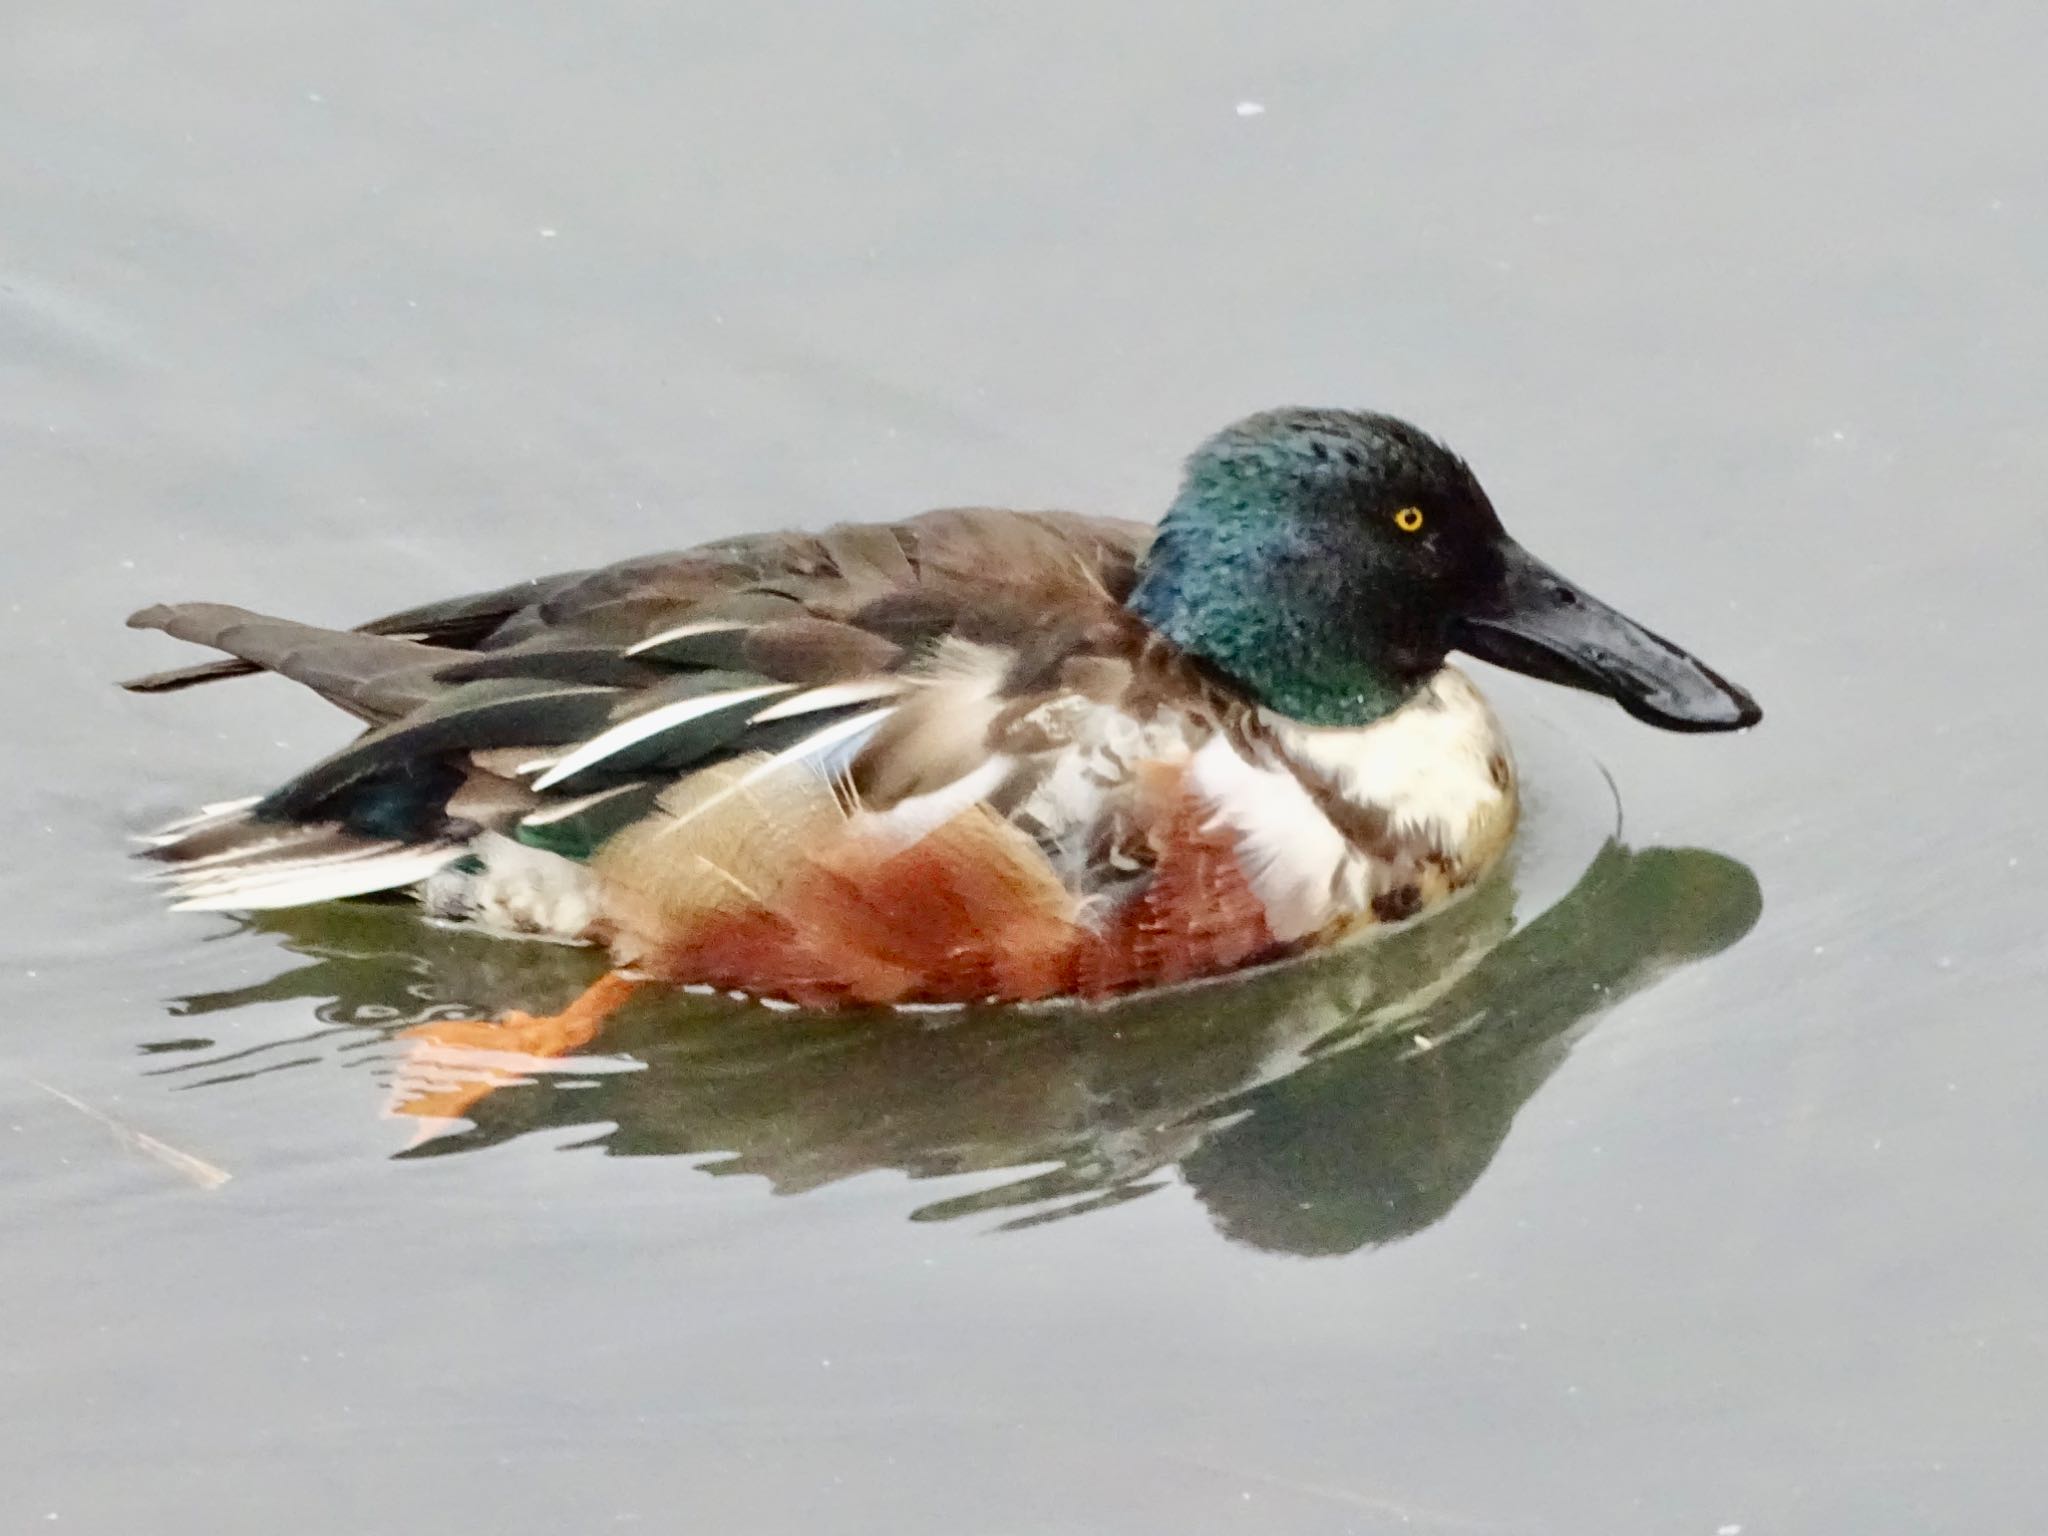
[1127,408,1760,731]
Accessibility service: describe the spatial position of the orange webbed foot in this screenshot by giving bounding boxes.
[387,971,643,1132]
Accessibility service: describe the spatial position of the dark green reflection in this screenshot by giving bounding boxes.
[159,843,1758,1254]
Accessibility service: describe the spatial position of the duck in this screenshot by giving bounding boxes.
[126,407,1759,1058]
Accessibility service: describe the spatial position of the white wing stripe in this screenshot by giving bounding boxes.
[623,620,753,658]
[532,684,792,791]
[518,782,646,828]
[749,679,905,722]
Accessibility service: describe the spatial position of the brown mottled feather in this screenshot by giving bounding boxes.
[630,762,1280,1007]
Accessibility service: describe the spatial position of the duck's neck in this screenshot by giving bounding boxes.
[1127,506,1424,729]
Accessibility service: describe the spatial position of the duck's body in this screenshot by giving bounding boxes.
[129,409,1756,1014]
[133,507,1513,1005]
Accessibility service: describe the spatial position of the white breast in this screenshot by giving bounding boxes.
[1188,667,1515,942]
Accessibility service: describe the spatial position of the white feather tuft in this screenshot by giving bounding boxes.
[859,755,1015,849]
[419,832,600,940]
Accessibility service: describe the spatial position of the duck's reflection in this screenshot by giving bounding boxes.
[157,842,1758,1254]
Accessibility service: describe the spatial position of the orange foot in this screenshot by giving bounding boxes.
[387,971,643,1130]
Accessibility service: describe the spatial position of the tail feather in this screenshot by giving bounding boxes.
[121,657,264,694]
[131,796,263,848]
[142,802,463,912]
[125,603,457,721]
[168,844,465,912]
[120,570,589,697]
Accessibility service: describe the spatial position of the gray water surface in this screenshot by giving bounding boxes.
[4,2,2045,1531]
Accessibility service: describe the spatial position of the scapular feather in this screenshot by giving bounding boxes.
[530,682,792,792]
[433,645,665,689]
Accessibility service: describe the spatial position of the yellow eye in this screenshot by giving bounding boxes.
[1393,506,1425,533]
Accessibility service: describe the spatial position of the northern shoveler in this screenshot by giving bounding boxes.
[127,408,1759,1057]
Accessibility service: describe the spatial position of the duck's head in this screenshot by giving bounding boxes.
[1127,408,1761,732]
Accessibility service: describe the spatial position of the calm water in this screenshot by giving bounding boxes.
[5,2,2045,1531]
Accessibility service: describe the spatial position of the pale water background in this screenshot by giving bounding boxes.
[3,2,2044,1532]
